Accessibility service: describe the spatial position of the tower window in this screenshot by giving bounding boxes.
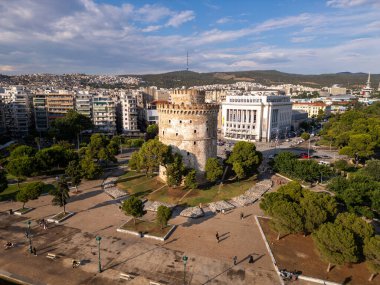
[169,120,171,123]
[194,130,196,133]
[180,120,182,123]
[176,133,178,136]
[162,131,164,135]
[187,152,190,156]
[194,141,196,145]
[190,120,192,123]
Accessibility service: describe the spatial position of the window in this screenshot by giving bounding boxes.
[180,120,182,123]
[162,131,164,135]
[190,120,192,123]
[194,130,196,133]
[176,133,178,136]
[194,141,196,145]
[169,120,171,123]
[187,152,190,156]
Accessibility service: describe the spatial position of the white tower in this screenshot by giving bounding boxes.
[362,72,373,99]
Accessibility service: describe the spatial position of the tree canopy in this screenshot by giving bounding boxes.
[0,171,8,193]
[364,236,380,280]
[205,158,224,182]
[122,196,144,224]
[226,141,262,179]
[156,205,171,229]
[50,177,70,213]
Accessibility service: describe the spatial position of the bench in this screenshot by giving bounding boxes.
[119,273,136,281]
[46,253,57,260]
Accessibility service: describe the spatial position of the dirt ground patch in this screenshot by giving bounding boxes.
[259,217,377,285]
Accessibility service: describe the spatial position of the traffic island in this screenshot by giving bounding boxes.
[47,212,75,224]
[117,218,176,241]
[13,207,34,216]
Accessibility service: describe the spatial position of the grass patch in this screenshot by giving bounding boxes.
[0,182,55,202]
[147,186,183,204]
[182,177,256,207]
[52,212,72,220]
[117,171,165,197]
[120,218,173,238]
[15,207,33,214]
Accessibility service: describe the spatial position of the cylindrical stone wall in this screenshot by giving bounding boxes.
[158,90,219,182]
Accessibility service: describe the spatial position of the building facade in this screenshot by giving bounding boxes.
[157,89,219,181]
[222,95,292,142]
[0,86,32,137]
[75,91,92,118]
[92,94,116,134]
[292,102,331,118]
[33,94,49,132]
[46,91,75,122]
[120,92,139,134]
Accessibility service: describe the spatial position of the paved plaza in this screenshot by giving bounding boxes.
[0,168,315,285]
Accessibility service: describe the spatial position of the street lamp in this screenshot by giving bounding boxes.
[26,220,33,253]
[96,236,102,273]
[182,255,188,285]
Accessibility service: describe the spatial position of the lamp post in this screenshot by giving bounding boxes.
[26,220,32,253]
[96,236,102,273]
[182,255,188,285]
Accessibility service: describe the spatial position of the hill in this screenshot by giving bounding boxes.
[134,70,380,89]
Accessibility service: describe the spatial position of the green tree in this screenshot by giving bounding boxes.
[80,156,103,179]
[138,139,171,176]
[17,181,45,208]
[360,160,380,181]
[128,151,141,171]
[35,145,72,170]
[65,160,82,192]
[86,134,116,164]
[0,170,8,193]
[333,159,349,172]
[166,153,185,186]
[156,205,171,229]
[271,200,304,240]
[184,169,197,189]
[259,192,288,216]
[146,124,159,140]
[273,152,297,175]
[364,236,380,282]
[226,141,262,179]
[301,132,310,141]
[122,196,144,225]
[9,145,36,159]
[335,212,374,248]
[6,157,35,188]
[277,181,304,202]
[339,134,376,161]
[312,223,359,272]
[205,158,223,182]
[50,177,70,213]
[49,110,93,145]
[327,176,349,195]
[300,191,337,234]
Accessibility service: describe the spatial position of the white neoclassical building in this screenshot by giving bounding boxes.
[221,94,292,142]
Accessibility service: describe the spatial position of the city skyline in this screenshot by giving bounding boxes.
[1,0,380,75]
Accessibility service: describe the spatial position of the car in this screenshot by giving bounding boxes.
[312,155,322,159]
[320,155,331,159]
[318,161,330,165]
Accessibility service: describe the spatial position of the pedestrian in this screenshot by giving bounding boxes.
[33,247,37,256]
[233,256,237,265]
[43,221,47,230]
[248,255,254,263]
[216,232,219,243]
[9,209,13,215]
[240,212,244,220]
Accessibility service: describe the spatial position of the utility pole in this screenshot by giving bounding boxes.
[186,51,189,71]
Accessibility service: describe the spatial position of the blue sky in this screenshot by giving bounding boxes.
[0,0,379,75]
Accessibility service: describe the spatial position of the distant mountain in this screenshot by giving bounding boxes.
[132,70,380,89]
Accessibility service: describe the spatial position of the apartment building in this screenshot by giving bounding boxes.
[222,94,292,142]
[120,92,139,135]
[92,94,116,134]
[75,91,92,118]
[33,94,49,132]
[292,102,331,118]
[46,90,75,122]
[0,86,32,137]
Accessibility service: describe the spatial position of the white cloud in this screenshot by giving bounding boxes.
[291,36,315,43]
[142,25,162,32]
[326,0,375,8]
[216,17,231,24]
[136,4,171,23]
[0,65,16,72]
[166,11,195,28]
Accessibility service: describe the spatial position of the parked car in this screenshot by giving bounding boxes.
[299,153,310,159]
[312,155,322,159]
[318,161,330,165]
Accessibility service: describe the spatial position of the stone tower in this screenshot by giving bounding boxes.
[157,89,219,181]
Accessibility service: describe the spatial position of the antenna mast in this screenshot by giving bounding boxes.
[186,51,189,71]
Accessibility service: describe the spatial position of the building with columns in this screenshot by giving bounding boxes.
[221,95,292,142]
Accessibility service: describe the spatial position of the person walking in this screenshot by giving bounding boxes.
[32,247,37,256]
[248,255,254,263]
[240,212,244,220]
[233,256,237,265]
[216,232,219,243]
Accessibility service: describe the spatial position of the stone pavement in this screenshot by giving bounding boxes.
[0,171,310,285]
